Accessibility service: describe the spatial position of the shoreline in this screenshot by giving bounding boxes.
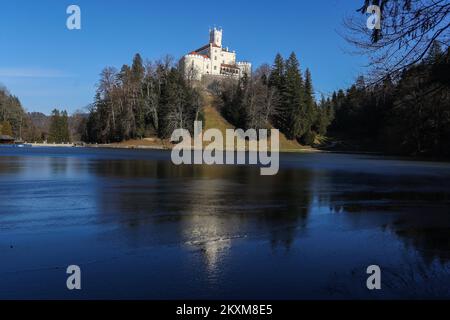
[86,143,322,153]
[30,143,75,147]
[28,141,322,153]
[11,143,450,161]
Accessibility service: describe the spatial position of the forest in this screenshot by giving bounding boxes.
[81,51,332,146]
[210,52,333,145]
[84,54,202,143]
[1,0,448,157]
[0,87,27,138]
[328,42,450,156]
[1,44,448,156]
[0,87,83,143]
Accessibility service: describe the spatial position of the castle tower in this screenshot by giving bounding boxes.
[181,27,250,81]
[209,27,222,47]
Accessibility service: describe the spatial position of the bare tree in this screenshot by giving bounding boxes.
[344,0,450,83]
[249,65,280,130]
[143,61,159,133]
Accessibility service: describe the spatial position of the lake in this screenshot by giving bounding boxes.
[0,147,449,299]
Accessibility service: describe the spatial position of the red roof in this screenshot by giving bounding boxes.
[189,51,209,59]
[194,43,222,52]
[194,44,210,52]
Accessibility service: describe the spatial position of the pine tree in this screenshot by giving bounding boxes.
[284,52,306,140]
[425,40,443,64]
[303,68,316,142]
[268,54,286,131]
[131,53,145,83]
[48,109,70,143]
[132,54,146,138]
[48,109,61,143]
[0,120,13,136]
[315,95,334,136]
[61,110,71,142]
[268,53,285,91]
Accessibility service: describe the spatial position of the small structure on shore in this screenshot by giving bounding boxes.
[0,135,15,144]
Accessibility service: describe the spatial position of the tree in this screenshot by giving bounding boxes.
[301,68,317,142]
[48,109,61,143]
[251,65,281,130]
[70,110,88,142]
[328,46,450,156]
[268,54,286,130]
[60,110,71,142]
[48,109,70,143]
[1,120,13,136]
[268,54,285,91]
[425,41,444,64]
[85,53,202,142]
[284,52,306,140]
[131,54,146,138]
[344,0,450,83]
[0,86,26,138]
[142,61,160,135]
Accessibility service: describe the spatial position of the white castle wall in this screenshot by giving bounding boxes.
[237,61,252,77]
[183,54,211,80]
[181,28,251,81]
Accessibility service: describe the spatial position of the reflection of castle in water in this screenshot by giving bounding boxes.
[3,150,450,298]
[92,160,314,271]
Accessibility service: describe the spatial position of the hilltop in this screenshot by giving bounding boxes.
[99,90,318,153]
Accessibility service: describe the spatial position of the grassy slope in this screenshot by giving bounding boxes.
[203,92,314,152]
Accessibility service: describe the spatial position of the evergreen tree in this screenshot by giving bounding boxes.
[48,109,70,143]
[0,120,13,136]
[268,53,285,91]
[131,54,146,137]
[329,46,450,156]
[284,52,306,140]
[268,54,286,130]
[0,88,26,137]
[131,53,145,83]
[48,109,61,143]
[61,110,71,142]
[302,68,316,143]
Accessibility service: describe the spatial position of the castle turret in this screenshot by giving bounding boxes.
[209,27,222,47]
[182,27,250,81]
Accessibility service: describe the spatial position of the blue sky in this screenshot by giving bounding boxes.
[0,0,368,114]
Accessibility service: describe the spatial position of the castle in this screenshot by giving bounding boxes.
[180,28,251,81]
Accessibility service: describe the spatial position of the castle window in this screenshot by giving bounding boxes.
[214,66,217,70]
